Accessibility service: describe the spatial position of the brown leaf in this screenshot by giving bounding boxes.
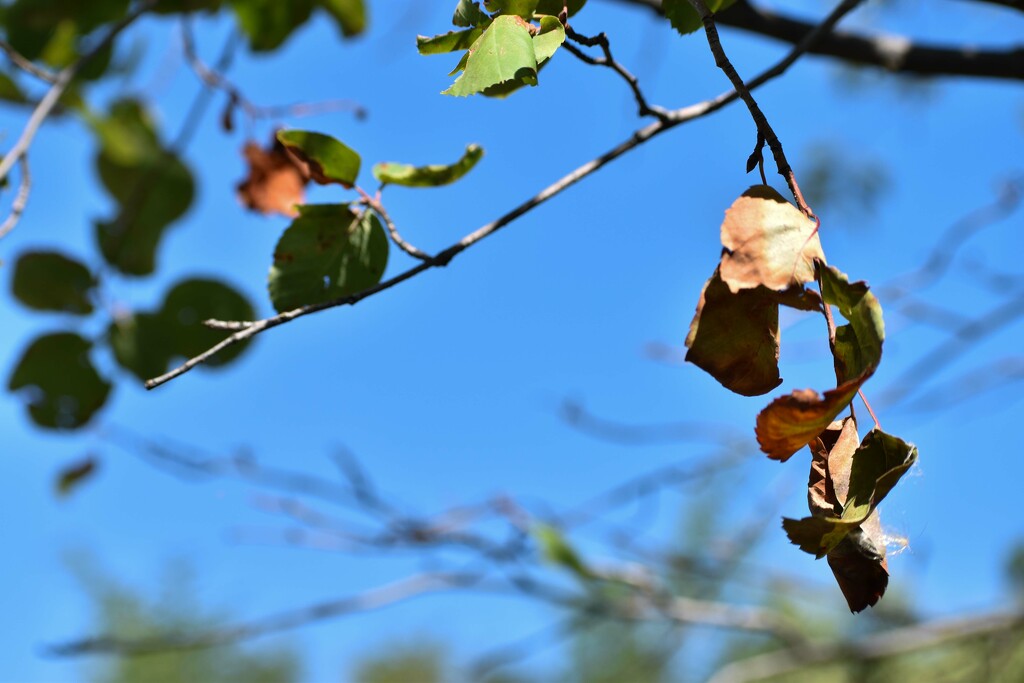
[827,513,889,613]
[56,456,98,498]
[807,417,857,516]
[236,136,311,217]
[755,380,862,461]
[719,185,825,294]
[684,268,783,396]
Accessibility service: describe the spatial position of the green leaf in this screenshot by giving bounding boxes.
[2,0,130,66]
[372,144,484,187]
[841,429,917,524]
[452,0,491,27]
[11,251,96,314]
[161,279,256,366]
[818,263,885,384]
[533,14,565,64]
[109,279,256,382]
[534,523,595,580]
[268,204,389,312]
[7,332,112,430]
[443,15,537,97]
[277,130,361,188]
[662,0,736,36]
[536,0,586,16]
[109,312,172,382]
[152,0,225,14]
[91,99,195,276]
[230,0,315,51]
[56,456,99,498]
[319,0,366,37]
[484,0,539,18]
[417,29,484,55]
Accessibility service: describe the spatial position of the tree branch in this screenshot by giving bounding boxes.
[610,0,1024,81]
[0,1,156,196]
[706,609,1024,683]
[46,572,478,656]
[145,0,864,389]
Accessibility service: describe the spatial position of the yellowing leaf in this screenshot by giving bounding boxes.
[719,185,824,294]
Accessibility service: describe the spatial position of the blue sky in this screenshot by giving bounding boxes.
[2,1,1023,680]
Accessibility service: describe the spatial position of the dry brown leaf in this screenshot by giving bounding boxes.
[684,268,783,396]
[719,185,825,294]
[755,381,861,461]
[807,417,857,516]
[236,136,311,217]
[827,514,889,613]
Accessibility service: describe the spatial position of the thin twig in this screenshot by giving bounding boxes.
[0,39,57,83]
[181,18,365,132]
[146,0,863,389]
[0,1,156,189]
[686,0,858,217]
[0,155,30,239]
[357,191,430,261]
[857,389,881,429]
[562,26,669,120]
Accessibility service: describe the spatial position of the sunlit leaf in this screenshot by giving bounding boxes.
[819,263,884,384]
[442,15,537,97]
[11,251,96,314]
[532,14,565,64]
[372,144,483,187]
[417,29,483,55]
[7,333,112,430]
[268,204,389,312]
[277,130,361,188]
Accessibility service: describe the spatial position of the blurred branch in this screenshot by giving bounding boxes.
[706,609,1024,683]
[560,399,748,447]
[181,18,365,134]
[562,26,670,120]
[148,0,864,388]
[609,0,1024,81]
[0,0,157,200]
[0,40,57,83]
[47,572,477,656]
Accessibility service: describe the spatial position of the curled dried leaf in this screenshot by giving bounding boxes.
[237,136,311,217]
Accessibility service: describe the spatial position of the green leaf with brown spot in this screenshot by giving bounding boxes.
[277,130,361,188]
[268,204,389,312]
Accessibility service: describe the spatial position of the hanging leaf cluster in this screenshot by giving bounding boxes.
[417,0,580,97]
[684,185,917,612]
